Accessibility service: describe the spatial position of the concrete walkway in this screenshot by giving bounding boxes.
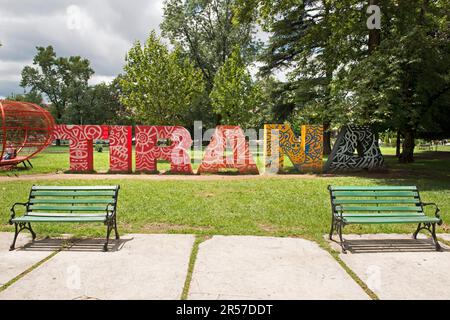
[189,236,368,300]
[0,234,194,300]
[0,233,54,287]
[329,234,450,300]
[1,233,450,300]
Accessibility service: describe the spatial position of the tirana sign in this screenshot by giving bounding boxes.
[52,124,324,174]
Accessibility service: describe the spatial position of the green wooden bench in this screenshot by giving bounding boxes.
[9,185,120,251]
[328,185,442,253]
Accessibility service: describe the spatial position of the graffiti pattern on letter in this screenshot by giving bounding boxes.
[135,126,193,173]
[198,126,259,174]
[264,124,323,173]
[323,125,385,172]
[109,126,132,173]
[53,125,103,172]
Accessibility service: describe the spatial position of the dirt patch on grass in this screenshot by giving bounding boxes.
[125,223,214,233]
[0,172,328,182]
[257,223,305,235]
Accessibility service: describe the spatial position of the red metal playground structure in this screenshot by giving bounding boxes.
[0,100,55,168]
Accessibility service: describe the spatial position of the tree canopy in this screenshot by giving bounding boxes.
[120,31,205,126]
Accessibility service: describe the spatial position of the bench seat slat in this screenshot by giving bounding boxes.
[330,186,417,191]
[11,216,107,223]
[336,206,422,212]
[333,199,420,204]
[27,212,108,218]
[30,199,114,204]
[31,191,116,196]
[343,216,440,224]
[342,213,425,218]
[332,191,418,197]
[29,205,110,211]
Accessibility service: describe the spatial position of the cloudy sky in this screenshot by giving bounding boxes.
[0,0,174,98]
[0,0,279,99]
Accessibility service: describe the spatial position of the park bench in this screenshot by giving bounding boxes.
[328,185,442,253]
[8,185,120,251]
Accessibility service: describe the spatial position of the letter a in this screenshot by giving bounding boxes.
[198,126,259,174]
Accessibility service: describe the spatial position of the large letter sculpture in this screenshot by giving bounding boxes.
[53,125,103,172]
[108,126,133,173]
[264,124,323,173]
[135,126,193,174]
[198,126,259,174]
[323,125,385,172]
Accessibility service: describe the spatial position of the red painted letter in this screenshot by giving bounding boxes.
[53,125,103,172]
[198,126,259,174]
[108,126,133,173]
[135,126,193,173]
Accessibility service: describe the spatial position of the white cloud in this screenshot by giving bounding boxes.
[89,75,115,86]
[0,0,285,96]
[0,0,164,96]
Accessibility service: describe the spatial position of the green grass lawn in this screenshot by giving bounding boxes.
[0,146,449,246]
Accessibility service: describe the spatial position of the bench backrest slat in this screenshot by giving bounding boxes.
[329,186,417,191]
[331,191,418,197]
[329,185,423,216]
[31,186,118,191]
[27,185,119,215]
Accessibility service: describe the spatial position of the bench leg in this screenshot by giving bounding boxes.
[114,217,119,240]
[10,223,19,251]
[338,224,347,254]
[412,222,441,251]
[329,216,335,240]
[28,223,36,240]
[103,222,113,252]
[413,223,422,239]
[9,222,36,251]
[431,223,442,251]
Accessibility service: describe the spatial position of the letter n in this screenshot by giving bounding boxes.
[263,124,323,173]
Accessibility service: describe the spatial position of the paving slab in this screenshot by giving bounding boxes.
[438,234,450,242]
[0,234,195,300]
[334,234,450,300]
[0,232,56,287]
[189,235,369,300]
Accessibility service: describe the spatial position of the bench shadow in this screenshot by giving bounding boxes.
[17,237,133,252]
[337,238,450,254]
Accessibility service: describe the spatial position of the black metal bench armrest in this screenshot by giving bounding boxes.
[9,202,28,224]
[422,202,442,222]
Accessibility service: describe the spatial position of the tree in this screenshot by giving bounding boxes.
[7,90,43,105]
[63,82,126,125]
[236,0,360,155]
[331,0,450,163]
[120,31,205,126]
[210,46,261,128]
[162,0,260,88]
[239,0,450,162]
[20,46,94,125]
[161,0,262,125]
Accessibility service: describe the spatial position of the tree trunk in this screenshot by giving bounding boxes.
[368,0,381,54]
[323,122,332,156]
[396,131,401,157]
[399,130,415,163]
